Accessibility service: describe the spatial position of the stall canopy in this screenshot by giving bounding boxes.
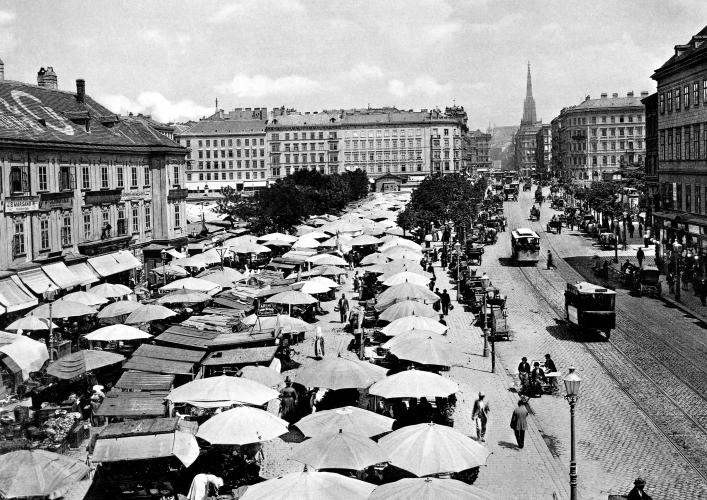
[123,356,196,376]
[92,430,199,467]
[0,332,49,381]
[95,392,168,419]
[0,276,37,313]
[115,371,175,392]
[16,268,56,295]
[67,262,100,286]
[42,262,82,290]
[113,251,143,273]
[87,254,123,278]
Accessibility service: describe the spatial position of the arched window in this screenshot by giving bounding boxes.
[611,155,616,164]
[602,156,608,165]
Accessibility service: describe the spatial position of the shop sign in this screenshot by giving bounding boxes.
[120,190,150,202]
[39,192,74,210]
[168,188,189,201]
[85,189,122,206]
[257,303,278,317]
[3,195,40,213]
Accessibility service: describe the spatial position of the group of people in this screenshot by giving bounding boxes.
[517,355,557,397]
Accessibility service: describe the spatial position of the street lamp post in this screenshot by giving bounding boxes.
[480,273,490,358]
[454,242,461,302]
[564,366,582,500]
[45,283,58,361]
[674,241,683,302]
[160,249,168,287]
[216,244,228,272]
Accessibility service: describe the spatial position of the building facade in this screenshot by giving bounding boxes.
[643,92,659,214]
[177,120,268,193]
[0,60,188,321]
[535,124,552,179]
[651,26,707,250]
[466,130,492,175]
[515,63,543,176]
[552,92,647,185]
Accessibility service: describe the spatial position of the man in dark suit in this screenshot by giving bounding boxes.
[510,398,529,449]
[627,477,652,500]
[518,357,531,389]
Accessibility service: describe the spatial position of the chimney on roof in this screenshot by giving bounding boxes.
[640,91,649,97]
[0,57,4,81]
[612,93,618,98]
[601,93,607,99]
[76,79,85,104]
[38,67,57,90]
[627,91,634,97]
[585,95,590,101]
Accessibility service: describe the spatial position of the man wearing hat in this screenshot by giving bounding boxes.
[278,377,298,424]
[471,391,490,442]
[627,478,652,500]
[510,398,529,449]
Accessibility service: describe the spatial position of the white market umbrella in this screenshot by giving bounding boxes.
[289,430,389,471]
[240,470,375,500]
[241,314,313,333]
[381,316,448,336]
[378,301,439,322]
[27,301,97,319]
[296,281,332,295]
[294,236,321,249]
[295,356,388,390]
[161,277,220,294]
[370,477,499,500]
[295,406,394,438]
[96,300,143,321]
[196,406,289,445]
[124,304,177,324]
[380,238,423,252]
[5,316,58,331]
[382,271,430,288]
[58,291,108,307]
[310,276,340,289]
[348,235,383,247]
[230,241,272,254]
[166,375,279,407]
[90,283,132,299]
[382,247,423,261]
[368,370,458,399]
[266,290,318,315]
[259,232,299,243]
[84,324,152,342]
[375,283,439,312]
[308,254,348,267]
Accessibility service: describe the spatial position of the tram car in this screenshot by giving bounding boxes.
[511,228,540,264]
[564,282,616,339]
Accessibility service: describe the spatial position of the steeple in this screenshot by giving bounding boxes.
[521,62,537,125]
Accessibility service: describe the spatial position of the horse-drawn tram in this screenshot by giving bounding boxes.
[511,228,540,264]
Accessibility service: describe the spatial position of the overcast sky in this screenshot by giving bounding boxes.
[1,0,705,130]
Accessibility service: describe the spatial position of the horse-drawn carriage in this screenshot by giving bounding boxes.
[550,198,565,210]
[529,206,540,221]
[522,183,532,192]
[599,232,617,249]
[535,189,544,204]
[466,244,484,266]
[546,218,563,234]
[635,266,661,296]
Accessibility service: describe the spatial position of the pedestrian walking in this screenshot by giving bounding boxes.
[644,228,651,248]
[628,221,635,239]
[546,250,556,270]
[638,221,643,238]
[338,294,349,323]
[279,377,299,423]
[441,252,448,270]
[440,289,451,315]
[314,326,325,358]
[472,392,490,442]
[510,398,529,449]
[701,277,707,306]
[627,477,653,500]
[433,247,438,263]
[637,247,645,268]
[429,277,436,292]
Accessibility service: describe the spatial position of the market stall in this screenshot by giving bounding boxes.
[92,417,199,499]
[94,391,168,422]
[115,371,175,393]
[201,347,278,377]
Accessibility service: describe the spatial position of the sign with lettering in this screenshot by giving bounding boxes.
[84,189,122,206]
[3,196,40,213]
[39,192,74,210]
[257,303,278,317]
[168,188,189,202]
[121,190,150,201]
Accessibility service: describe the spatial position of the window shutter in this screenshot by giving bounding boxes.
[21,167,29,192]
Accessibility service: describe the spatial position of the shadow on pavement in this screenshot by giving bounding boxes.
[497,440,519,450]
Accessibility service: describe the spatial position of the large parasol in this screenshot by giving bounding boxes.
[90,283,132,299]
[27,301,97,319]
[165,375,279,407]
[196,406,289,445]
[295,356,387,390]
[0,449,90,499]
[295,406,394,438]
[377,301,438,322]
[289,430,389,471]
[46,350,125,380]
[368,370,458,399]
[124,304,177,324]
[369,478,499,500]
[84,324,152,342]
[380,316,448,336]
[375,283,439,312]
[240,470,375,500]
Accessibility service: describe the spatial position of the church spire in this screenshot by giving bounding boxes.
[521,62,537,125]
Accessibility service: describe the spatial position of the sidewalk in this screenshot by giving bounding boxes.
[432,254,572,500]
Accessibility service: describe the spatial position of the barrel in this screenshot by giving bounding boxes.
[13,405,29,424]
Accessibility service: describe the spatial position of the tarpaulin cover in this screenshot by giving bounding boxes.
[92,431,199,467]
[0,449,90,500]
[42,262,82,289]
[0,276,36,313]
[0,332,49,381]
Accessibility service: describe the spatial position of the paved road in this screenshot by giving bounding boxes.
[485,188,707,499]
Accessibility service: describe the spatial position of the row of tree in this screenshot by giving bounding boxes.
[572,168,646,220]
[396,173,488,236]
[217,169,370,234]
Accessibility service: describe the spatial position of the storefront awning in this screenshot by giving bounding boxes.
[88,255,123,278]
[67,262,100,286]
[113,251,142,273]
[0,277,37,313]
[92,431,199,467]
[42,262,82,290]
[166,249,186,259]
[16,268,57,295]
[243,181,267,188]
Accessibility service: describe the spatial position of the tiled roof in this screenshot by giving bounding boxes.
[123,114,175,133]
[0,80,185,152]
[567,96,644,110]
[654,25,707,75]
[179,119,267,136]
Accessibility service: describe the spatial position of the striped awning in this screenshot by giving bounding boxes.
[67,262,100,285]
[16,268,57,295]
[88,255,123,278]
[42,262,82,290]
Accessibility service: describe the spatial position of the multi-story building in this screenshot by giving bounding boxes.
[550,117,563,179]
[552,92,648,185]
[651,25,707,247]
[535,124,552,180]
[515,63,543,177]
[177,120,268,193]
[643,92,659,215]
[0,59,188,322]
[466,130,492,175]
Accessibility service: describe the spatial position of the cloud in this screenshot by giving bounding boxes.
[0,10,15,25]
[215,74,321,98]
[98,92,214,123]
[212,0,304,22]
[345,64,384,83]
[136,29,191,56]
[388,76,452,97]
[423,22,461,44]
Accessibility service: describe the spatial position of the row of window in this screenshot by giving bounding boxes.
[661,182,704,215]
[660,80,707,113]
[271,132,337,141]
[196,149,265,159]
[659,126,706,161]
[568,140,644,152]
[193,138,265,148]
[344,151,425,161]
[568,154,642,166]
[192,160,267,170]
[272,143,337,152]
[270,166,339,177]
[343,139,426,149]
[272,154,338,165]
[566,114,644,126]
[188,171,266,182]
